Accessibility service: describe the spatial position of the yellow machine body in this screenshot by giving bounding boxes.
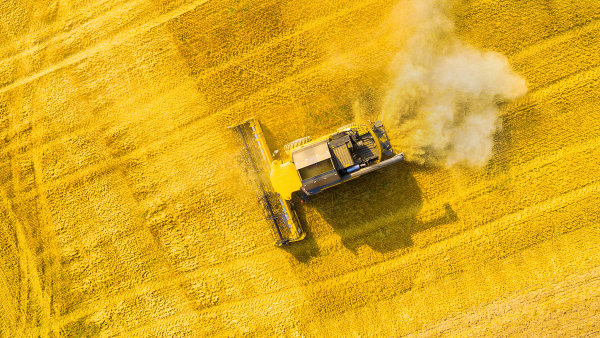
[270,160,302,200]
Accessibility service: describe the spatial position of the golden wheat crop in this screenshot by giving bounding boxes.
[0,0,599,336]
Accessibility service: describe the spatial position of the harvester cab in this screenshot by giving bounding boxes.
[230,118,404,246]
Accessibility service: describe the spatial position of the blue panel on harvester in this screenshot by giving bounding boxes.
[346,164,361,174]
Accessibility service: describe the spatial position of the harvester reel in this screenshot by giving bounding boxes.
[229,118,306,246]
[284,136,311,154]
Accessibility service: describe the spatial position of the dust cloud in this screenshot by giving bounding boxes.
[378,0,528,167]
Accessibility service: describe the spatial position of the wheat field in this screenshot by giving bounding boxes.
[0,0,599,336]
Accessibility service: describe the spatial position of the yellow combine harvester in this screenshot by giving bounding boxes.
[230,118,404,246]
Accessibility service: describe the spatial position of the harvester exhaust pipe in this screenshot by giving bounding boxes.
[347,153,405,179]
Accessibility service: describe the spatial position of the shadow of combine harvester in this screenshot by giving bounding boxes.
[308,163,458,253]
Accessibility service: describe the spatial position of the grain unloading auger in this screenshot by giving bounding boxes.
[230,118,404,246]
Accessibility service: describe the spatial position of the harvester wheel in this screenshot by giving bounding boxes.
[284,136,311,153]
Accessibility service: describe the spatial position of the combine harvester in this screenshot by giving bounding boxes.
[230,118,404,246]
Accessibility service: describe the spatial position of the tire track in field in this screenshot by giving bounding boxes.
[510,19,600,90]
[524,62,600,95]
[29,139,72,335]
[414,266,600,336]
[0,0,138,62]
[0,0,211,96]
[459,0,600,56]
[510,16,600,57]
[0,206,25,335]
[0,189,50,336]
[176,0,387,82]
[0,248,18,334]
[99,139,209,319]
[509,62,600,114]
[16,168,145,332]
[0,0,276,89]
[511,19,600,60]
